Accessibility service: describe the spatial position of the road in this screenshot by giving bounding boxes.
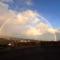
[0,46,60,60]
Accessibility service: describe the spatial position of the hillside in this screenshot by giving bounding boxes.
[0,37,60,48]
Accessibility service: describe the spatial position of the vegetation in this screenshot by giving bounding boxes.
[0,37,60,48]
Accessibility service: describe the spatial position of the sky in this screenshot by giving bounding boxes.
[0,0,60,40]
[33,0,60,29]
[5,0,60,28]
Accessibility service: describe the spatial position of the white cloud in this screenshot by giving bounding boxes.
[24,27,42,36]
[0,0,57,40]
[0,10,53,36]
[0,0,16,34]
[36,23,49,33]
[48,28,57,34]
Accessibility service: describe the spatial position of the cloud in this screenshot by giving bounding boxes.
[48,28,57,34]
[23,27,42,36]
[36,23,49,33]
[0,0,15,22]
[0,0,57,40]
[25,0,32,5]
[0,0,16,34]
[13,10,52,36]
[0,0,13,3]
[0,7,54,37]
[15,10,39,25]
